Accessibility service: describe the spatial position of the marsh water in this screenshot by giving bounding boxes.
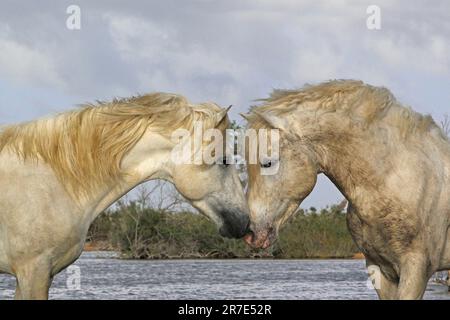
[0,251,448,300]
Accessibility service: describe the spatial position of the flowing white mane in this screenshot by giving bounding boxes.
[248,80,445,140]
[0,93,225,199]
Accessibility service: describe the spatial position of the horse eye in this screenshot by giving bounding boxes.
[261,160,272,168]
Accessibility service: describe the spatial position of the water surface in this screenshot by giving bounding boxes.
[0,251,448,300]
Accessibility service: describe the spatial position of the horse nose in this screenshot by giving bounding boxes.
[243,228,255,246]
[219,211,250,239]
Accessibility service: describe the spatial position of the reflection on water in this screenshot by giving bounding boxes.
[0,251,448,300]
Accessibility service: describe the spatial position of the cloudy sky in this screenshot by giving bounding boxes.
[0,0,449,208]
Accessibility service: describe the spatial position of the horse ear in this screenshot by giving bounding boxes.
[239,112,251,122]
[215,105,232,126]
[254,111,288,131]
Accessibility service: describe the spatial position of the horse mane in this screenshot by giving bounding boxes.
[248,80,445,140]
[0,93,225,200]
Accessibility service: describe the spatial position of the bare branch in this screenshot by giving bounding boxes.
[441,114,450,137]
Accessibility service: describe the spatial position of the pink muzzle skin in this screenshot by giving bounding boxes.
[243,228,274,249]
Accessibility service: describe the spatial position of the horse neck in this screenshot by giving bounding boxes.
[85,131,174,221]
[304,113,390,206]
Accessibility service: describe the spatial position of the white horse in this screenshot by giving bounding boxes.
[243,80,450,299]
[0,93,249,299]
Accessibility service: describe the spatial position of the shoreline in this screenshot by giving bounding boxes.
[83,241,366,260]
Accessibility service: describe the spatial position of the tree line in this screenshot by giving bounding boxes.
[87,187,358,259]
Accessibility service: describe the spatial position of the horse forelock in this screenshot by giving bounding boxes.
[0,93,225,201]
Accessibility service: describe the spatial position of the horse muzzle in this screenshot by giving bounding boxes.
[243,225,276,249]
[219,211,251,239]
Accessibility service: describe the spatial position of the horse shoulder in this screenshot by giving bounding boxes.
[0,152,86,275]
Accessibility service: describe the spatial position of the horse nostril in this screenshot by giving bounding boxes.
[243,230,254,244]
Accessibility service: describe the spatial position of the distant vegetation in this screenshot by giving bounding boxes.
[87,193,358,259]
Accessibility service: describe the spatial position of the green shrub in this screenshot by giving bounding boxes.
[274,207,359,258]
[88,203,359,259]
